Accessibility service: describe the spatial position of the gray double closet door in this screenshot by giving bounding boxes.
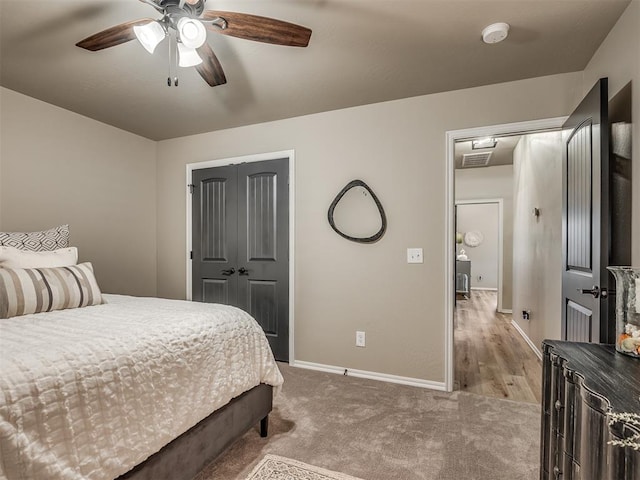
[192,158,289,361]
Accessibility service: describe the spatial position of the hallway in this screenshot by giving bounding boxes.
[454,290,542,403]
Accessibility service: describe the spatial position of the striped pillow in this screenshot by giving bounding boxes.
[0,262,103,319]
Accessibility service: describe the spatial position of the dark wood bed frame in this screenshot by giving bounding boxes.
[118,384,272,480]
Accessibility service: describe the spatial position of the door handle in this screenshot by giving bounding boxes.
[578,286,600,298]
[221,268,236,276]
[238,267,249,276]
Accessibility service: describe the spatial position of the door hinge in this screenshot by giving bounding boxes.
[188,184,195,194]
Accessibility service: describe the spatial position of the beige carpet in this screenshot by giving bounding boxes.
[246,455,364,480]
[195,363,540,480]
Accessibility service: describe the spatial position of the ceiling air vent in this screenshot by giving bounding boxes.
[462,152,492,168]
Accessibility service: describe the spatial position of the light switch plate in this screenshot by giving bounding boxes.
[407,248,423,264]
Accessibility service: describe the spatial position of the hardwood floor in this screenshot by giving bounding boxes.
[454,290,542,404]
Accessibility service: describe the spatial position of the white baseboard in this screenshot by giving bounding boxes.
[290,360,447,391]
[470,287,498,291]
[498,308,513,314]
[510,320,543,360]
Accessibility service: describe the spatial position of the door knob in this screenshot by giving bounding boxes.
[221,268,236,276]
[238,267,249,276]
[578,286,599,298]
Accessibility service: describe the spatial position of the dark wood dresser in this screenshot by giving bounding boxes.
[541,340,640,480]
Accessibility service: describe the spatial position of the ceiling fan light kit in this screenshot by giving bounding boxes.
[177,17,207,49]
[133,21,167,53]
[75,0,312,87]
[177,43,203,67]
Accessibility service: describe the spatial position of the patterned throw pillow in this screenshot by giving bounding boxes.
[0,225,70,251]
[0,262,103,319]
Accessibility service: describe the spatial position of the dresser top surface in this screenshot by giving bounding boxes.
[543,340,640,415]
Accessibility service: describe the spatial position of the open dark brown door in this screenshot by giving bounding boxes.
[561,78,621,344]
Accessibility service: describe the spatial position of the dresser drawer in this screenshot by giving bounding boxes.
[541,341,640,480]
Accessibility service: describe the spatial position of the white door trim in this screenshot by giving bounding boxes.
[444,117,566,392]
[186,150,296,364]
[455,198,504,311]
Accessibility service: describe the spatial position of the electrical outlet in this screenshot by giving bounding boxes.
[522,310,531,321]
[356,331,366,347]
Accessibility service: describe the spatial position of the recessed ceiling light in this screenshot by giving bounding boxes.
[482,22,510,44]
[472,137,498,149]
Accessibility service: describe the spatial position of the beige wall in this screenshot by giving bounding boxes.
[157,72,582,382]
[3,0,635,383]
[583,0,639,264]
[512,133,564,352]
[455,164,514,310]
[0,87,158,296]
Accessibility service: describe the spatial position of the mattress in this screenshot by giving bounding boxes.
[0,294,284,480]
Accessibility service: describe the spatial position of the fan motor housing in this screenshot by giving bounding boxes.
[158,0,204,17]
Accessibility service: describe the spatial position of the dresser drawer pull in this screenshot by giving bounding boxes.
[553,466,562,479]
[555,400,563,411]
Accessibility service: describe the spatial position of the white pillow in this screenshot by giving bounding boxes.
[0,245,78,268]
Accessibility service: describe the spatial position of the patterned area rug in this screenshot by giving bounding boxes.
[246,455,365,480]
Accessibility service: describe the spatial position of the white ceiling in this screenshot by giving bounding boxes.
[0,0,631,141]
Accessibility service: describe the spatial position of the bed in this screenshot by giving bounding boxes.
[0,293,284,480]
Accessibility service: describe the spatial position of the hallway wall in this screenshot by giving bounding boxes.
[512,132,564,353]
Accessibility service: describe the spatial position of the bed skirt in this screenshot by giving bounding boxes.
[118,384,273,480]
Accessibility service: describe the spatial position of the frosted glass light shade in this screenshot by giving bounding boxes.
[177,18,207,49]
[177,43,203,67]
[133,21,166,54]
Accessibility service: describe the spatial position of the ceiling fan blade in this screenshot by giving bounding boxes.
[76,19,154,51]
[201,11,311,47]
[195,43,227,87]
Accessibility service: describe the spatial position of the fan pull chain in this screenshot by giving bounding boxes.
[167,31,172,86]
[167,32,179,87]
[173,33,178,86]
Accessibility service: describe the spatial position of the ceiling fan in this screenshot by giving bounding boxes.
[76,0,312,87]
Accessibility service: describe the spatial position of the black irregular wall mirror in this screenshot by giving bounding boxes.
[328,180,387,243]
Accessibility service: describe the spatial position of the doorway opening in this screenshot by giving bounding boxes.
[445,118,566,399]
[455,199,503,308]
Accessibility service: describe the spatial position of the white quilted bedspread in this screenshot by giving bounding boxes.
[0,295,283,480]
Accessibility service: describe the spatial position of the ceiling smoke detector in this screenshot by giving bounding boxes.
[482,22,510,44]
